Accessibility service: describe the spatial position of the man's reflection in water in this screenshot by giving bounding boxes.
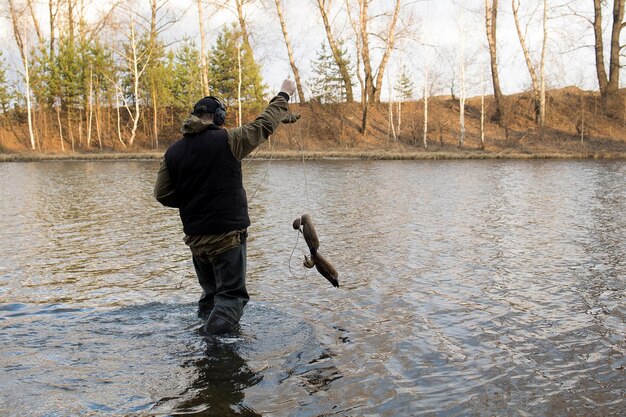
[161,337,262,417]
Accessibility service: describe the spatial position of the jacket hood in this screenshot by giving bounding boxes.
[180,115,215,135]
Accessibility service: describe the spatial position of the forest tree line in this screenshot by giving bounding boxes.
[0,0,624,152]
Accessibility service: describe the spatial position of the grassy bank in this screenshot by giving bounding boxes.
[2,87,626,160]
[2,149,625,162]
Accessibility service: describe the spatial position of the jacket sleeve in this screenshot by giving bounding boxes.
[227,95,289,161]
[154,158,180,208]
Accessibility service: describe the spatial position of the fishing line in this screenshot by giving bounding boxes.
[288,227,309,279]
[242,111,307,280]
[286,114,318,280]
[285,93,339,287]
[246,135,275,204]
[289,118,312,214]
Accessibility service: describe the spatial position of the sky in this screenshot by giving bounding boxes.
[0,0,614,101]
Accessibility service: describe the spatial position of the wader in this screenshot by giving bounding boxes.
[192,231,249,334]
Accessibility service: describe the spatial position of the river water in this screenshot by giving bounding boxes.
[0,159,624,416]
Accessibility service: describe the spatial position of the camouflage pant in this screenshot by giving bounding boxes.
[192,231,249,332]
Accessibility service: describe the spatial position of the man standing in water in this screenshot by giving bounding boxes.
[154,79,297,335]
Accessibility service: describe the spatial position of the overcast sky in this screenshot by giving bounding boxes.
[0,0,612,101]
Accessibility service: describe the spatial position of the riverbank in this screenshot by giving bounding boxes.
[2,149,625,162]
[2,87,626,159]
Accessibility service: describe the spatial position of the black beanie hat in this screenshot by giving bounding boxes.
[192,96,223,115]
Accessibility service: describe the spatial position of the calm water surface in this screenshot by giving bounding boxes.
[0,159,624,416]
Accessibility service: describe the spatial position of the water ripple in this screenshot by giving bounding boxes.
[0,160,624,416]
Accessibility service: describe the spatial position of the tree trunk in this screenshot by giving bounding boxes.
[237,44,243,126]
[607,0,625,99]
[593,0,608,96]
[130,54,140,148]
[27,0,44,47]
[56,106,65,151]
[235,0,254,58]
[68,107,75,151]
[274,0,305,102]
[152,78,158,149]
[359,0,373,134]
[49,0,58,56]
[95,84,102,150]
[373,0,402,103]
[87,66,93,148]
[423,71,429,150]
[115,91,124,148]
[196,0,210,96]
[485,0,505,123]
[387,76,396,145]
[8,0,36,150]
[24,48,36,151]
[481,68,485,149]
[511,0,547,126]
[78,108,83,148]
[594,0,624,110]
[512,0,539,120]
[397,100,402,139]
[539,0,547,128]
[123,19,150,147]
[345,2,365,100]
[67,0,75,47]
[317,0,354,102]
[459,25,466,148]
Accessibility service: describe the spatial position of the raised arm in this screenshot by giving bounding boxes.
[228,79,297,161]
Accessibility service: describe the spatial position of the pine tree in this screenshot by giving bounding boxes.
[394,66,414,101]
[0,51,12,114]
[208,24,266,111]
[87,41,116,104]
[170,39,203,111]
[309,41,351,103]
[54,37,85,109]
[138,35,172,106]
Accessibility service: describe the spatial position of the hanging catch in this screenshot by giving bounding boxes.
[293,213,339,287]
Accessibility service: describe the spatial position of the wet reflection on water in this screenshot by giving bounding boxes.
[0,160,624,416]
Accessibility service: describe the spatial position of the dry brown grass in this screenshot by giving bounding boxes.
[2,87,626,160]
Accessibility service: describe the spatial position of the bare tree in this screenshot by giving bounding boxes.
[27,0,44,47]
[458,17,466,148]
[539,0,546,128]
[593,0,625,112]
[358,0,373,133]
[48,0,61,56]
[345,1,364,98]
[316,0,354,102]
[7,0,36,150]
[512,0,548,128]
[274,0,305,102]
[110,15,152,147]
[235,0,254,57]
[206,0,258,66]
[197,0,210,96]
[484,0,505,123]
[372,0,402,103]
[136,0,180,148]
[349,0,405,134]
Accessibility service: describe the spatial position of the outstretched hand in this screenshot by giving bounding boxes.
[280,79,297,97]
